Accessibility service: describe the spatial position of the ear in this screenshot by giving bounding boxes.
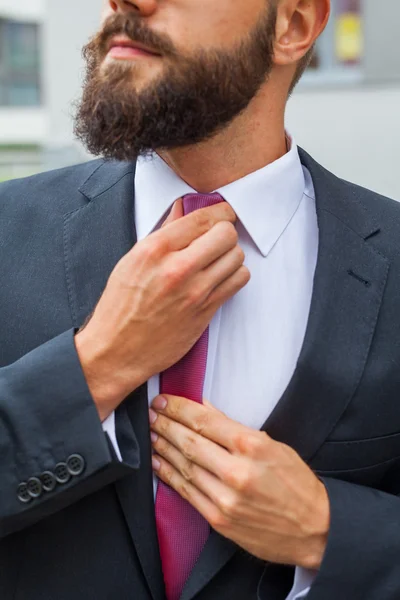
[273,0,330,67]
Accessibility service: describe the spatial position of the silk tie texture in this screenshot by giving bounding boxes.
[155,192,225,600]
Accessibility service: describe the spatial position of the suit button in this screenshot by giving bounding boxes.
[54,462,71,484]
[66,454,86,477]
[27,477,43,499]
[17,482,32,504]
[41,471,57,492]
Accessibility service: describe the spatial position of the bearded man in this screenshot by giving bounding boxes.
[1,1,399,599]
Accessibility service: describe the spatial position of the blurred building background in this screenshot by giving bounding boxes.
[0,0,399,199]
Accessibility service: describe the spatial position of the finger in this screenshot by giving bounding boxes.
[161,199,184,227]
[196,243,245,292]
[152,453,226,531]
[179,221,240,274]
[151,394,266,454]
[157,203,237,252]
[150,411,237,479]
[205,265,251,310]
[152,434,238,513]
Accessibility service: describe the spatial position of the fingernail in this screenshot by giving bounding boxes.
[149,408,158,424]
[152,457,161,471]
[151,432,158,443]
[152,395,168,410]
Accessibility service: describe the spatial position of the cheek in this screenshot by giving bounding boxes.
[156,1,263,53]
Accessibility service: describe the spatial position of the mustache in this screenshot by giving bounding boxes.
[94,14,177,58]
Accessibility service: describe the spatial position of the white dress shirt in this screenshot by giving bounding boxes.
[103,137,318,599]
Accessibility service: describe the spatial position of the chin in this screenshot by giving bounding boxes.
[101,57,161,86]
[100,55,138,72]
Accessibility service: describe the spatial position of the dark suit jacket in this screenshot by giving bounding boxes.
[1,149,400,600]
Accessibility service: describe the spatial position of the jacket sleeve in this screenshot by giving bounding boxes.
[0,328,139,539]
[305,476,400,599]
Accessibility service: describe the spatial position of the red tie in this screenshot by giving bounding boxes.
[155,192,225,600]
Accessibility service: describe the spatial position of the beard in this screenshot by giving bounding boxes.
[74,8,277,161]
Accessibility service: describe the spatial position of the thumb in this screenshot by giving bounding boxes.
[162,198,184,227]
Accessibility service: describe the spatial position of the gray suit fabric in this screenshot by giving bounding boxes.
[1,150,400,599]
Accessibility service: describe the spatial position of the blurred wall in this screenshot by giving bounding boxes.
[43,0,100,168]
[287,86,400,200]
[0,0,45,147]
[0,0,44,21]
[287,0,400,200]
[43,0,400,199]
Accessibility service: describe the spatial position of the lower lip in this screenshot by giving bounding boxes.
[108,46,158,59]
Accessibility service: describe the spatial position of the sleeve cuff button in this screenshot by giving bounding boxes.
[41,471,57,492]
[54,462,71,484]
[66,454,86,477]
[17,482,32,504]
[27,477,43,499]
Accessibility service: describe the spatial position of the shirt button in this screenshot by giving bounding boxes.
[27,477,43,499]
[66,454,86,477]
[40,471,57,492]
[54,462,71,484]
[17,482,32,504]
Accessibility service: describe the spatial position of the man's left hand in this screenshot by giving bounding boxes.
[149,394,330,570]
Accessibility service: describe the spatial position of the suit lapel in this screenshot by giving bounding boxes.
[63,160,137,328]
[63,160,165,600]
[264,156,389,462]
[116,387,166,600]
[181,150,389,600]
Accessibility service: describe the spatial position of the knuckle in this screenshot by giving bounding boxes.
[217,221,238,245]
[246,435,265,457]
[140,238,165,261]
[233,432,265,457]
[237,266,251,285]
[157,417,169,436]
[228,466,253,492]
[209,509,229,531]
[181,434,197,461]
[186,284,205,306]
[163,262,186,286]
[232,432,248,453]
[154,236,169,255]
[181,461,196,483]
[163,467,174,487]
[179,481,191,501]
[194,210,212,232]
[229,224,240,245]
[234,246,245,264]
[136,241,152,261]
[192,411,211,435]
[174,255,193,277]
[218,493,240,517]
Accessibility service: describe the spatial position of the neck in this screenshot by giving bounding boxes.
[158,88,287,193]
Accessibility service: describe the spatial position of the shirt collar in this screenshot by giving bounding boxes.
[134,135,305,257]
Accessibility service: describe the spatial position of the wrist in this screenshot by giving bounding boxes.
[74,329,136,421]
[296,480,330,570]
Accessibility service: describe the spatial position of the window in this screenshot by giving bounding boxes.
[306,0,363,82]
[0,19,41,107]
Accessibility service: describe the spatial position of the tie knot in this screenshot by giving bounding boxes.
[182,192,225,215]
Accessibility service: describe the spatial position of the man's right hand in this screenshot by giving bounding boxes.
[75,201,250,421]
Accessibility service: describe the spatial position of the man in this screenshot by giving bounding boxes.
[1,0,400,598]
